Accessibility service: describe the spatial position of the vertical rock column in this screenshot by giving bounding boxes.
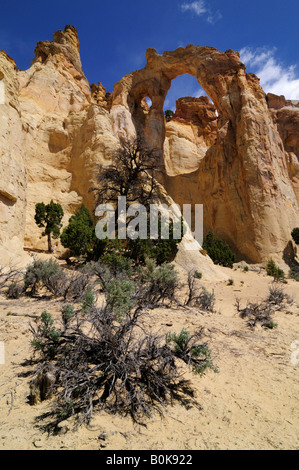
[0,52,27,265]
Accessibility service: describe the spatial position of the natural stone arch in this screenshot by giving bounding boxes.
[111,45,299,263]
[112,45,244,151]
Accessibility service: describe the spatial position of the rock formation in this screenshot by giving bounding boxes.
[0,51,27,265]
[112,47,299,263]
[16,25,119,254]
[267,93,299,205]
[0,26,298,271]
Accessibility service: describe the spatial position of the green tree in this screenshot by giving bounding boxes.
[165,109,174,121]
[60,204,98,258]
[203,231,235,268]
[34,200,64,252]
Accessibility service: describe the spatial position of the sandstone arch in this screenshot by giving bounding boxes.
[111,46,299,263]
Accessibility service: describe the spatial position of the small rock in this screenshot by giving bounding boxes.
[98,431,107,441]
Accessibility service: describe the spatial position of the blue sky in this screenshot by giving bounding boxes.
[1,0,299,109]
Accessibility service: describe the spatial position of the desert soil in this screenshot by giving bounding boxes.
[0,261,298,450]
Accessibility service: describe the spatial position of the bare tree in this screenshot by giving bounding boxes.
[91,138,164,213]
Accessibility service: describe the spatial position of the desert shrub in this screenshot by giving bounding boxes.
[24,259,63,296]
[24,258,91,300]
[0,265,23,293]
[267,284,291,309]
[194,271,202,279]
[60,272,91,301]
[6,281,23,299]
[203,232,235,268]
[185,271,197,306]
[291,227,299,245]
[30,310,61,359]
[101,252,134,276]
[166,328,218,375]
[196,287,215,312]
[235,298,277,329]
[138,259,178,306]
[266,259,284,280]
[29,301,204,430]
[81,286,96,313]
[184,272,215,312]
[61,304,75,328]
[105,278,136,318]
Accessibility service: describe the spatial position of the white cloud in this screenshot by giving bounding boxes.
[181,1,207,17]
[240,46,299,100]
[180,1,222,24]
[207,10,222,24]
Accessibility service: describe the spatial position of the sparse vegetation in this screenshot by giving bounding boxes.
[203,231,235,268]
[184,272,215,312]
[6,281,23,299]
[266,259,285,280]
[194,270,202,279]
[267,284,292,309]
[235,298,277,329]
[27,261,219,431]
[24,258,63,296]
[166,328,218,375]
[23,258,91,301]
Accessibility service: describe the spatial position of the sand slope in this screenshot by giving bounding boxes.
[0,265,298,450]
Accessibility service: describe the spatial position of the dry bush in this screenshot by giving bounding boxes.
[0,265,23,295]
[185,271,215,312]
[267,284,293,310]
[235,298,277,329]
[29,305,199,430]
[28,262,218,431]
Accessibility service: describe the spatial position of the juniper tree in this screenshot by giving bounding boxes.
[34,200,64,252]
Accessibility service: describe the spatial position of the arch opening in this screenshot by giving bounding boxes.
[163,74,212,113]
[163,74,218,170]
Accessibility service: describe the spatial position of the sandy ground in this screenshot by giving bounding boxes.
[0,262,298,450]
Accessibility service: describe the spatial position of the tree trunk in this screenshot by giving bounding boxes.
[47,233,52,252]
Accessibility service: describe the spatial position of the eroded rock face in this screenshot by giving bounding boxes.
[267,93,299,205]
[16,26,118,253]
[112,47,299,263]
[0,51,27,265]
[164,96,217,176]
